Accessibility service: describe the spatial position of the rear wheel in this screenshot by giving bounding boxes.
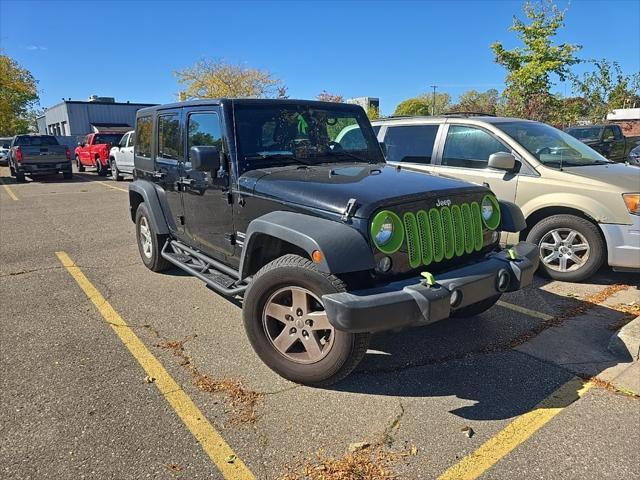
[110,158,123,181]
[526,214,604,282]
[135,203,171,272]
[95,157,107,176]
[62,170,73,180]
[243,254,370,386]
[75,155,85,172]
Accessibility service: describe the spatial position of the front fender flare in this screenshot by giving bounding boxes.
[239,211,374,278]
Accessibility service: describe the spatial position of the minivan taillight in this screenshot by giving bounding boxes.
[15,147,23,162]
[65,147,71,160]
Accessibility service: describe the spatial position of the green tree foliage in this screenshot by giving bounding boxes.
[0,53,39,135]
[393,93,451,116]
[174,59,285,99]
[366,104,381,120]
[450,89,500,115]
[491,0,581,121]
[571,59,640,123]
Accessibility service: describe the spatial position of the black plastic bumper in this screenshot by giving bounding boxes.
[323,242,539,333]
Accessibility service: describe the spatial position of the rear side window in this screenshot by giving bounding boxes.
[158,114,182,160]
[187,112,222,161]
[136,116,152,157]
[384,125,439,164]
[442,125,507,169]
[15,135,59,146]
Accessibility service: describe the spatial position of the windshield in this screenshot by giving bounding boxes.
[15,135,59,146]
[94,134,123,145]
[565,127,602,140]
[234,104,384,173]
[498,121,611,167]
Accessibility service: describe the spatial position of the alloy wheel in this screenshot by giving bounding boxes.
[139,217,153,259]
[539,228,590,273]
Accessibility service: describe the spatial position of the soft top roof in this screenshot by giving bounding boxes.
[136,98,366,117]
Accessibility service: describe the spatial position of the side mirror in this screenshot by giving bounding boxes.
[190,145,220,172]
[488,152,516,171]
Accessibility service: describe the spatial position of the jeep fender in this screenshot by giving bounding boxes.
[128,180,170,234]
[239,211,375,278]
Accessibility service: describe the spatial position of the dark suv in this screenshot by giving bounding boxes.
[128,99,538,386]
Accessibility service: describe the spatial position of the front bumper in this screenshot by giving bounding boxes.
[323,242,539,333]
[600,215,640,271]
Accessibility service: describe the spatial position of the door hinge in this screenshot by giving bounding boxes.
[224,233,236,245]
[178,215,185,225]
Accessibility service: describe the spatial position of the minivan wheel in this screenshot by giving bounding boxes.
[527,214,604,282]
[135,203,170,272]
[243,254,370,386]
[75,155,85,172]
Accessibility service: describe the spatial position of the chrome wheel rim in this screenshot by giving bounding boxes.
[539,228,590,272]
[111,161,118,180]
[139,217,153,259]
[262,286,334,364]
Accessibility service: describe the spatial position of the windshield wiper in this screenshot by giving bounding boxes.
[244,153,315,166]
[323,150,375,164]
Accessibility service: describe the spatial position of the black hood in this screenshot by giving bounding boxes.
[238,163,488,218]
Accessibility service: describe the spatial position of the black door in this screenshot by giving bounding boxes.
[181,108,235,260]
[155,110,186,238]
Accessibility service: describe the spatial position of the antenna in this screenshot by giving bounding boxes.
[430,85,438,116]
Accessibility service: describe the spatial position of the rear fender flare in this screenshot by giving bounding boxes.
[128,180,170,234]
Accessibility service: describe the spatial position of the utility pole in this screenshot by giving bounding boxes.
[430,85,438,115]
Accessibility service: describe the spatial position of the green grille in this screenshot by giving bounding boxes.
[416,210,433,265]
[440,206,455,260]
[460,203,474,254]
[471,202,483,251]
[403,212,422,269]
[429,208,444,262]
[451,204,465,257]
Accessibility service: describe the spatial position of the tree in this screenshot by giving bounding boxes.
[174,59,285,99]
[366,104,381,120]
[316,90,343,103]
[491,0,581,121]
[571,59,640,123]
[393,93,451,116]
[0,53,39,135]
[450,89,500,115]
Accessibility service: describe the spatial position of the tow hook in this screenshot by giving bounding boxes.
[507,247,518,261]
[421,271,437,287]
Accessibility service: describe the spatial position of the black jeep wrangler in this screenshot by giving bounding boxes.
[128,99,538,386]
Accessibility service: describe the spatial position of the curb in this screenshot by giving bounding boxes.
[608,316,640,361]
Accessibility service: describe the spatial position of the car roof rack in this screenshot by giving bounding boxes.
[441,112,496,117]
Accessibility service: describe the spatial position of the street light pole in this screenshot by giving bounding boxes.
[430,85,438,115]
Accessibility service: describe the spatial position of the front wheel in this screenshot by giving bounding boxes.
[243,254,370,386]
[526,214,604,282]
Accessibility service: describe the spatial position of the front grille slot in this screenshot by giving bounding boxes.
[399,200,486,268]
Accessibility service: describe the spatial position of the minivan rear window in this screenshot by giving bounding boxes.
[384,125,439,164]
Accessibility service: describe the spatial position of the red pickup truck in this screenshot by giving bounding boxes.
[74,132,124,176]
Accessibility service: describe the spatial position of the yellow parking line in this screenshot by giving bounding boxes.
[496,300,553,321]
[0,178,18,201]
[95,180,128,193]
[55,251,255,480]
[437,377,592,480]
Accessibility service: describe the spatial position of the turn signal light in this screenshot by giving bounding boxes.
[623,194,639,215]
[312,250,323,263]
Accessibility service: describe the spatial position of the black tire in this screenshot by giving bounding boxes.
[62,170,73,180]
[452,294,501,318]
[526,214,604,282]
[243,254,370,386]
[95,157,107,176]
[135,203,171,272]
[9,164,15,176]
[15,170,25,182]
[75,155,85,172]
[110,158,123,181]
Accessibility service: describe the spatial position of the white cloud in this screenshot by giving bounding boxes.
[26,45,47,51]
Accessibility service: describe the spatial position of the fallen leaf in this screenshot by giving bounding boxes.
[461,426,474,438]
[225,454,237,463]
[348,441,370,453]
[144,375,156,384]
[410,445,418,455]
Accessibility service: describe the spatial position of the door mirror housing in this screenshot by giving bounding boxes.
[190,146,220,172]
[488,152,516,171]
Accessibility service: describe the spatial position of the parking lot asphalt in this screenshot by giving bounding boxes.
[1,166,639,480]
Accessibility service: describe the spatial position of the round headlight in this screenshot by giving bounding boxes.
[375,216,394,245]
[481,195,501,230]
[370,210,404,254]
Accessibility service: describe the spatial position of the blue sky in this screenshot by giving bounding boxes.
[1,0,638,115]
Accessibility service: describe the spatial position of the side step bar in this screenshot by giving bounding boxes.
[161,240,248,296]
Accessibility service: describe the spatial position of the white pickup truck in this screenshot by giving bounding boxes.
[108,130,135,181]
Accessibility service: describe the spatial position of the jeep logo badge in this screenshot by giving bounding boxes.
[436,199,452,207]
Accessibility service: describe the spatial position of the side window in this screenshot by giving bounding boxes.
[187,112,222,161]
[128,132,136,148]
[442,125,508,169]
[136,116,152,157]
[119,133,129,148]
[158,114,182,160]
[612,126,622,140]
[384,124,439,164]
[602,127,615,141]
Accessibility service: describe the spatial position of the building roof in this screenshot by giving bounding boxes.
[44,99,157,110]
